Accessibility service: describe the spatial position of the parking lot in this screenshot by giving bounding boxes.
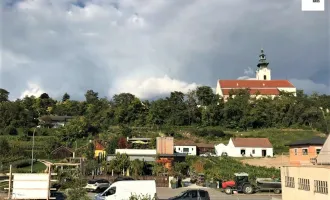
[88,187,282,200]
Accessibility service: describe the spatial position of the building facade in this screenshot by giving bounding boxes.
[215,138,273,157]
[156,137,174,155]
[216,49,296,101]
[286,137,326,166]
[174,145,197,156]
[281,166,330,200]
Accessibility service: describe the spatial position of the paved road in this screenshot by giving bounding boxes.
[88,187,282,200]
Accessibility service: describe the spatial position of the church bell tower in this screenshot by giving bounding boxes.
[256,49,271,80]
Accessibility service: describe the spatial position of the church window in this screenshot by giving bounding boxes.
[264,75,267,80]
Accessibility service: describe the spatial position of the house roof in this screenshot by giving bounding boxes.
[95,141,105,151]
[222,88,280,95]
[317,134,330,165]
[174,140,215,148]
[286,137,326,147]
[231,138,273,148]
[219,80,295,88]
[39,115,73,122]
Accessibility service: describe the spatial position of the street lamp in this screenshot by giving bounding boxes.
[319,107,329,134]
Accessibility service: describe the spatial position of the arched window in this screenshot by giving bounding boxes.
[264,75,267,80]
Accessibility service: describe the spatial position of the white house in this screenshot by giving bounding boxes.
[174,145,197,156]
[215,138,273,157]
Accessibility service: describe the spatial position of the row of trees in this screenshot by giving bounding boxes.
[0,87,329,138]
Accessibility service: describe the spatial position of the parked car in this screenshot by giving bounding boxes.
[168,189,210,200]
[113,176,134,182]
[94,180,157,200]
[85,179,110,192]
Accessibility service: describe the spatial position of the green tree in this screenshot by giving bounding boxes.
[130,159,144,177]
[62,93,70,102]
[86,142,95,160]
[196,86,214,106]
[0,88,9,102]
[109,153,130,174]
[85,90,99,104]
[0,138,10,157]
[106,137,119,154]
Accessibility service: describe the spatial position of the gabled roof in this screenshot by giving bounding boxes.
[286,137,326,147]
[218,80,295,88]
[317,134,330,165]
[95,141,105,151]
[231,138,273,148]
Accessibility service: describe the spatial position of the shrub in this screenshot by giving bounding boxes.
[4,126,18,135]
[129,194,156,200]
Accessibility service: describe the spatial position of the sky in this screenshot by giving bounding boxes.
[0,0,329,100]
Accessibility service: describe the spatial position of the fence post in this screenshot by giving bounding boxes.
[8,165,12,199]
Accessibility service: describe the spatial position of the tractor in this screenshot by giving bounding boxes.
[220,173,254,195]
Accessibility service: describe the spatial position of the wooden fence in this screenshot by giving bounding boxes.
[86,175,169,187]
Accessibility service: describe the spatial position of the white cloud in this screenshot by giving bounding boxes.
[19,82,45,99]
[109,75,199,99]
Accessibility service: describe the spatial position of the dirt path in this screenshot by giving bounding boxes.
[241,155,289,168]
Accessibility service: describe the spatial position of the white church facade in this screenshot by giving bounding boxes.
[216,49,296,101]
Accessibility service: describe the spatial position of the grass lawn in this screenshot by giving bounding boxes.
[14,161,47,173]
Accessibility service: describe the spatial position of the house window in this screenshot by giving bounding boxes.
[316,149,321,155]
[285,176,295,188]
[252,149,255,154]
[314,180,328,194]
[183,148,189,153]
[294,148,298,155]
[302,148,308,155]
[298,178,310,191]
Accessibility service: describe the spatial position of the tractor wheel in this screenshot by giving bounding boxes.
[224,187,232,195]
[243,184,253,194]
[274,189,281,194]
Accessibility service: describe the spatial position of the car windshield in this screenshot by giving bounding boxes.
[88,180,97,184]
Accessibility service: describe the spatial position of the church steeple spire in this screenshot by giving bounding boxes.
[257,48,269,68]
[256,48,271,80]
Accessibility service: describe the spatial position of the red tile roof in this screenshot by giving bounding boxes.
[219,80,295,88]
[95,141,105,150]
[231,138,273,148]
[222,88,280,95]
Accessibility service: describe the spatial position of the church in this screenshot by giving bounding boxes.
[216,49,296,101]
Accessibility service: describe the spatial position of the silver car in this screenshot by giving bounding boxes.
[85,179,110,193]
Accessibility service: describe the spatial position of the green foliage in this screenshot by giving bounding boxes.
[4,126,18,135]
[129,194,156,200]
[86,142,95,160]
[200,157,280,182]
[107,136,119,154]
[109,153,131,174]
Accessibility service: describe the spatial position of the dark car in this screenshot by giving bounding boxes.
[169,189,210,200]
[113,176,135,182]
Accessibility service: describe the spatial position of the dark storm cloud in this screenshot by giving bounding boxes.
[0,0,329,100]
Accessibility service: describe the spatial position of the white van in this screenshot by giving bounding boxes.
[94,180,157,200]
